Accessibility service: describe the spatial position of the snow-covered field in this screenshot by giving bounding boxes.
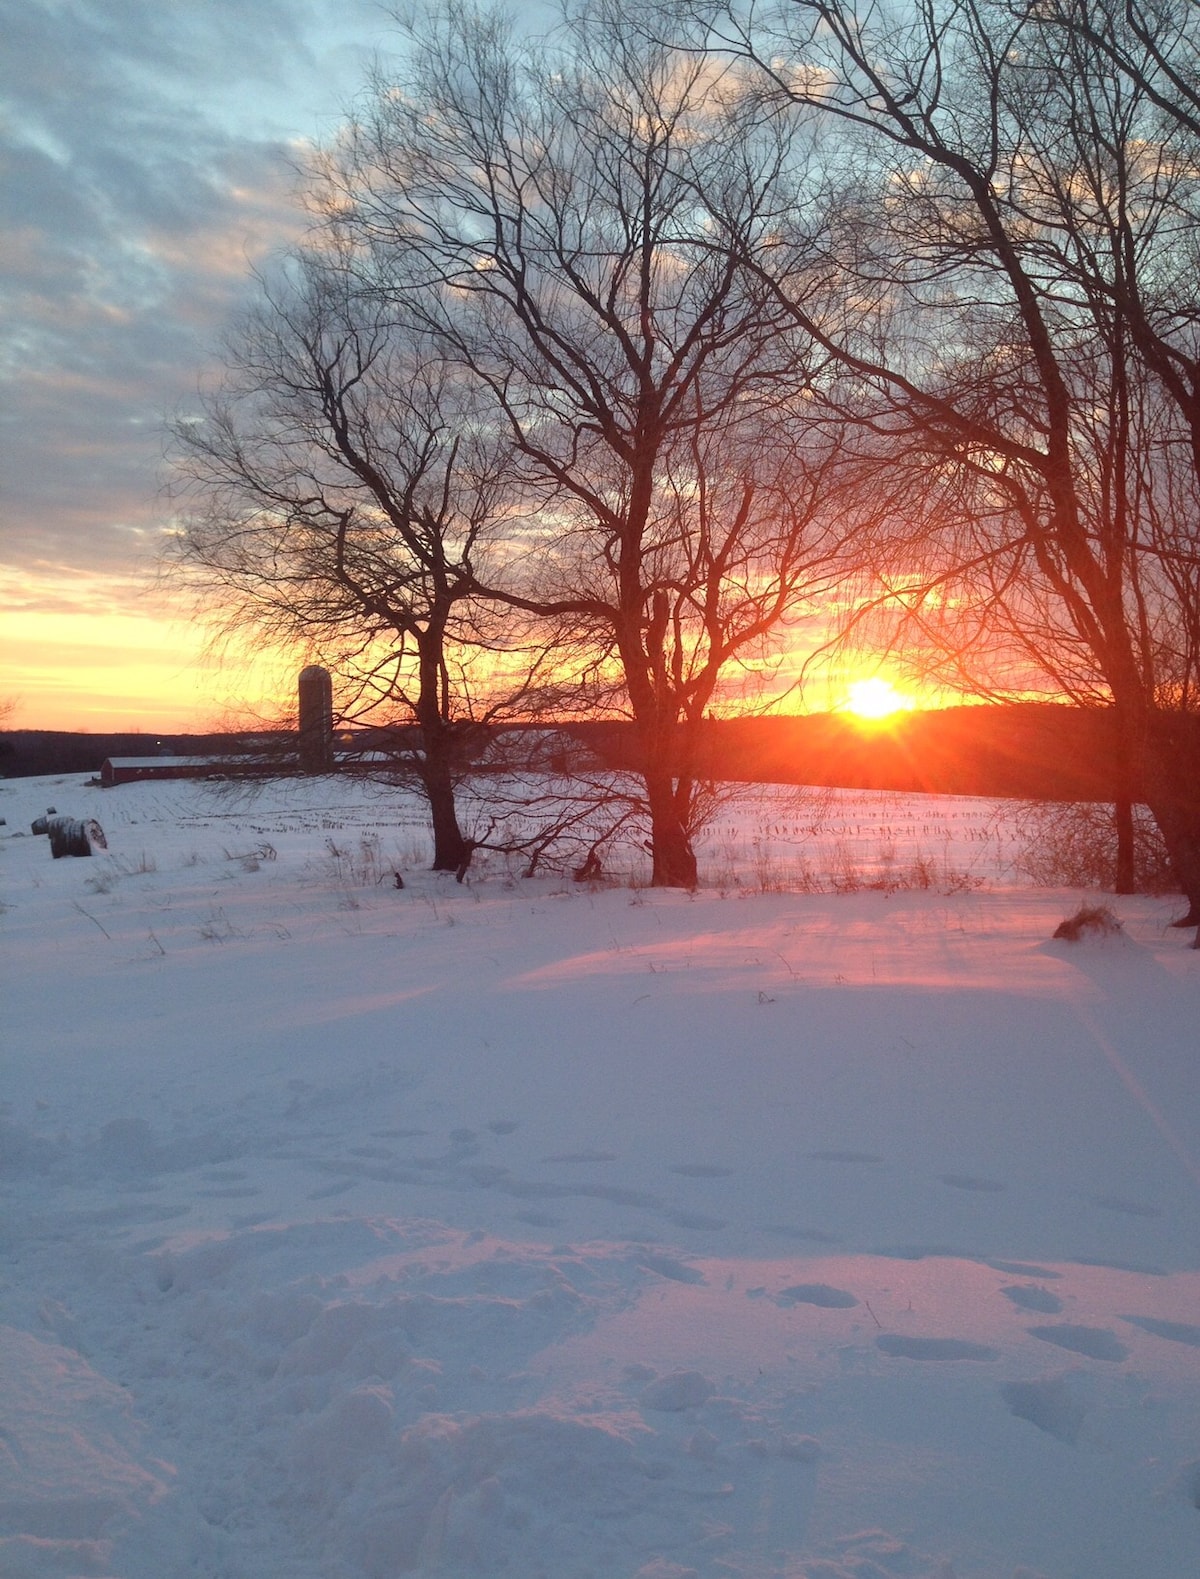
[2,771,1198,1579]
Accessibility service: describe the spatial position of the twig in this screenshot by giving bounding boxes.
[72,900,111,939]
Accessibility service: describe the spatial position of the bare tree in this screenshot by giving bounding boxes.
[1030,0,1200,142]
[698,0,1200,930]
[171,247,535,872]
[317,0,866,886]
[1017,0,1200,914]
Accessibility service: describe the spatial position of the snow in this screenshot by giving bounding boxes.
[2,770,1198,1579]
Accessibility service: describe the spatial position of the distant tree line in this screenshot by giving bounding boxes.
[171,0,1200,929]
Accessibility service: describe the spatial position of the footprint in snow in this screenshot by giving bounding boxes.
[875,1243,975,1261]
[987,1259,1062,1279]
[1071,1253,1167,1276]
[624,1363,656,1382]
[1173,1461,1200,1511]
[515,1210,561,1228]
[639,1369,713,1411]
[1001,1284,1063,1314]
[668,1211,727,1230]
[1092,1194,1162,1218]
[308,1180,358,1200]
[1120,1315,1200,1347]
[79,1202,190,1226]
[779,1434,822,1462]
[877,1334,1000,1361]
[541,1150,617,1163]
[777,1282,858,1309]
[638,1252,705,1285]
[1027,1324,1129,1361]
[1002,1377,1086,1444]
[809,1149,882,1165]
[765,1224,843,1245]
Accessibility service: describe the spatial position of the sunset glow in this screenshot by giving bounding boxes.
[0,572,298,732]
[841,676,914,721]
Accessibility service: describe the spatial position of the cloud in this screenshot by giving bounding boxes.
[0,1,381,583]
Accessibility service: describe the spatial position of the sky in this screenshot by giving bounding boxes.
[0,0,396,731]
[0,0,919,736]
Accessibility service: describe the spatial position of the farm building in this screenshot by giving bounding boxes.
[100,757,225,786]
[99,752,390,787]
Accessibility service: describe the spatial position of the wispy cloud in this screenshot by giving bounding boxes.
[0,1,381,650]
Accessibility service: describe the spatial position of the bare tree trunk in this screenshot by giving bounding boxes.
[422,738,470,872]
[1159,818,1200,927]
[1114,798,1136,895]
[642,727,699,888]
[1114,712,1136,894]
[1144,716,1200,933]
[647,793,698,888]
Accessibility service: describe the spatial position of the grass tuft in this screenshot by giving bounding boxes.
[1052,904,1124,941]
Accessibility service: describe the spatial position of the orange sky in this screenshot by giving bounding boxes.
[0,571,298,733]
[1,581,929,735]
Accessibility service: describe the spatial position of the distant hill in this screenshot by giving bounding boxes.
[556,705,1149,800]
[0,730,284,780]
[1,705,1146,801]
[687,705,1134,800]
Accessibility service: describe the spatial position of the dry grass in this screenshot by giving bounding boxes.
[1052,904,1124,941]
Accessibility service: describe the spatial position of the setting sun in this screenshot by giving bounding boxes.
[842,676,913,721]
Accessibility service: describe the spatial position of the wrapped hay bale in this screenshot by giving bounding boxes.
[46,816,107,858]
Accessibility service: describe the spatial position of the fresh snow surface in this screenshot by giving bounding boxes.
[2,771,1198,1579]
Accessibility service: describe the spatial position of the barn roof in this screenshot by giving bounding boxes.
[103,757,215,770]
